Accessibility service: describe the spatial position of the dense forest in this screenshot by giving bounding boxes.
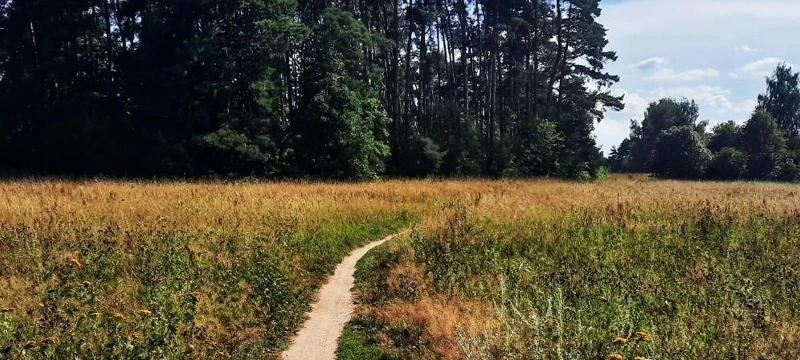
[0,0,622,179]
[610,64,800,182]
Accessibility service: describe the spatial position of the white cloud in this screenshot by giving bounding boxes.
[649,86,756,115]
[630,56,719,82]
[595,118,633,152]
[631,57,668,71]
[648,68,720,82]
[612,89,649,117]
[729,57,791,79]
[735,45,755,53]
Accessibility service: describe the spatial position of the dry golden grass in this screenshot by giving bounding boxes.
[345,175,800,359]
[2,176,800,358]
[3,175,798,233]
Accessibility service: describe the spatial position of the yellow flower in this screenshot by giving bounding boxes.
[82,280,92,287]
[606,353,624,360]
[112,312,126,320]
[612,337,629,345]
[635,331,653,342]
[137,309,152,316]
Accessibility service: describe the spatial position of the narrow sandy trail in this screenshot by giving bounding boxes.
[281,232,403,360]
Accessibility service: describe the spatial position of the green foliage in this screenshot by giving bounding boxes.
[194,123,290,177]
[0,0,622,181]
[393,136,445,178]
[651,126,711,179]
[514,119,564,177]
[758,63,800,138]
[741,109,787,180]
[612,83,800,182]
[337,325,388,360]
[293,8,390,180]
[707,147,748,180]
[627,98,701,172]
[708,121,742,153]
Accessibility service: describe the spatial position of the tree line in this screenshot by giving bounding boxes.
[610,64,800,182]
[0,0,622,179]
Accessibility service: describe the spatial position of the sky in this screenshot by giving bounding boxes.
[595,0,800,153]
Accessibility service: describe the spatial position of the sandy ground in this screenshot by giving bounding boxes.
[281,232,402,360]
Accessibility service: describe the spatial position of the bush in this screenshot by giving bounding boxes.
[707,148,748,180]
[393,136,445,178]
[651,126,711,179]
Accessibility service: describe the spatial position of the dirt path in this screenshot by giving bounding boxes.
[281,232,403,360]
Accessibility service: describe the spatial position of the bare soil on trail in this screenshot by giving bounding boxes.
[281,232,402,360]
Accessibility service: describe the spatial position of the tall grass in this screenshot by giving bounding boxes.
[347,177,800,359]
[0,180,453,359]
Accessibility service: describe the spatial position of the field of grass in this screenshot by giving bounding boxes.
[1,177,799,359]
[343,177,800,360]
[0,180,462,359]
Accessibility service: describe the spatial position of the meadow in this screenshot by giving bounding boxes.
[0,180,450,359]
[0,177,798,359]
[342,177,800,360]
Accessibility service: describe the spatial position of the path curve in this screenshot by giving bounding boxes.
[281,232,403,360]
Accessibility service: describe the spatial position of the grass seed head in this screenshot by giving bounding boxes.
[635,331,653,342]
[112,312,126,320]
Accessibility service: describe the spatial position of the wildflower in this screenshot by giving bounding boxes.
[612,337,628,345]
[82,280,92,287]
[635,331,653,342]
[70,258,82,267]
[112,312,126,320]
[606,353,624,360]
[137,309,152,316]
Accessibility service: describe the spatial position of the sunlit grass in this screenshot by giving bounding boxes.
[3,177,800,358]
[0,179,446,359]
[346,176,800,359]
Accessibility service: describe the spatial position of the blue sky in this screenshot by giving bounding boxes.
[595,0,800,153]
